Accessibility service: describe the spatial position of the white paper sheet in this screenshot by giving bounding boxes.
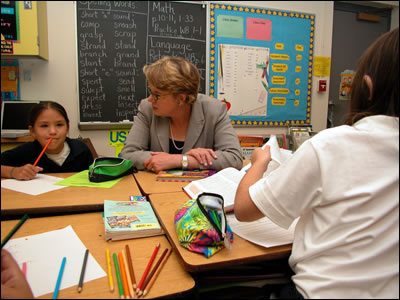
[3,225,106,297]
[1,174,67,195]
[184,135,293,211]
[241,135,293,174]
[227,214,298,248]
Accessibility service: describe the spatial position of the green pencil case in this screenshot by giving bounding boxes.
[88,157,136,182]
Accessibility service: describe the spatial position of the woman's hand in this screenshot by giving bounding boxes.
[12,165,43,181]
[1,249,34,299]
[143,152,181,172]
[186,148,217,167]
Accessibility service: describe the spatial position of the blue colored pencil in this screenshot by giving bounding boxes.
[53,257,66,299]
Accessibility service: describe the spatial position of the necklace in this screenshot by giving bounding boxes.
[170,122,184,150]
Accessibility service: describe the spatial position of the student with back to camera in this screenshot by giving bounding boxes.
[234,28,399,299]
[120,56,243,173]
[1,101,94,180]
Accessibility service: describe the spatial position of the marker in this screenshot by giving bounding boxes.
[261,80,268,91]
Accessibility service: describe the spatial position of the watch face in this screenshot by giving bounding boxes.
[182,155,189,168]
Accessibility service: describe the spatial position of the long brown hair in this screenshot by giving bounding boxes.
[345,28,399,125]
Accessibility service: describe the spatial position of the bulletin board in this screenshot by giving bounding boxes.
[209,3,315,126]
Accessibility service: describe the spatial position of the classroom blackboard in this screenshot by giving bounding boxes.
[76,1,206,125]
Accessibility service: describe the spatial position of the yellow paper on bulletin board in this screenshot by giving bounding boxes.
[313,56,331,77]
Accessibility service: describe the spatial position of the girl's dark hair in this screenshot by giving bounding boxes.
[28,101,70,127]
[345,27,399,125]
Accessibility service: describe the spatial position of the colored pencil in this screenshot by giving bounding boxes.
[22,262,27,276]
[210,210,221,231]
[77,249,89,293]
[125,245,137,289]
[122,251,135,298]
[33,137,53,166]
[142,248,172,297]
[106,249,114,292]
[52,257,66,299]
[113,253,125,299]
[1,214,29,248]
[136,243,160,295]
[138,248,168,297]
[118,252,130,299]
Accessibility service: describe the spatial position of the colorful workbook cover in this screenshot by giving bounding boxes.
[104,200,162,241]
[156,169,216,182]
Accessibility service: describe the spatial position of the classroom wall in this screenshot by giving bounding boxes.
[391,6,399,29]
[18,1,334,156]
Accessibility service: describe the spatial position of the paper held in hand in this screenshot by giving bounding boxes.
[183,135,293,212]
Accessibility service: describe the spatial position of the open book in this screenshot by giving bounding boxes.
[183,136,293,211]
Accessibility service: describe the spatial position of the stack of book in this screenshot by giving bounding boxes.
[239,134,287,159]
[104,199,163,241]
[288,126,312,150]
[156,169,216,182]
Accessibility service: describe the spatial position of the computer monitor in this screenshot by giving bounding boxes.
[1,100,41,138]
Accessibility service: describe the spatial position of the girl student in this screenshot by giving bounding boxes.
[234,28,399,298]
[1,101,94,180]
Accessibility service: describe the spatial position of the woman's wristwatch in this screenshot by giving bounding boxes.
[181,154,189,170]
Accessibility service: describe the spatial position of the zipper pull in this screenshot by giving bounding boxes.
[222,233,232,250]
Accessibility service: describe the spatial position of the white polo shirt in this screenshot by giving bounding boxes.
[249,115,399,299]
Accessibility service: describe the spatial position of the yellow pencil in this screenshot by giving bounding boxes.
[106,248,114,292]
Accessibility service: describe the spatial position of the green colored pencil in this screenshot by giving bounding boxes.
[113,252,124,298]
[1,214,29,248]
[211,210,221,231]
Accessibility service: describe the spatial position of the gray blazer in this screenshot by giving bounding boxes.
[120,94,243,171]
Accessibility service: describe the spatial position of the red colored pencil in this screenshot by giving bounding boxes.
[138,248,168,297]
[136,243,160,295]
[33,137,53,166]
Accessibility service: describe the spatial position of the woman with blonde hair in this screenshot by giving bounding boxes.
[121,56,242,172]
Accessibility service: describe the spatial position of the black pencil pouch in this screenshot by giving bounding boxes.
[88,157,136,182]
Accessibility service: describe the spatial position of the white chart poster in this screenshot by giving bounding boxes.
[218,44,270,116]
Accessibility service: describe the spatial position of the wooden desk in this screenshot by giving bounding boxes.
[134,162,250,196]
[1,136,35,152]
[1,173,141,217]
[1,212,195,299]
[149,192,292,272]
[134,170,187,195]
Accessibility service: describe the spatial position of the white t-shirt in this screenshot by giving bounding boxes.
[249,115,399,299]
[45,142,70,166]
